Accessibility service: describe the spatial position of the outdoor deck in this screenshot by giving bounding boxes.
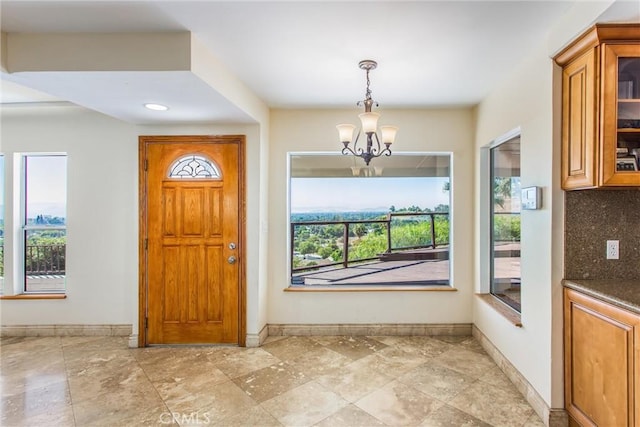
[292,244,520,287]
[294,259,450,286]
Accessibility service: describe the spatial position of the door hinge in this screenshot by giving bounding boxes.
[145,317,148,329]
[144,238,148,250]
[144,159,148,171]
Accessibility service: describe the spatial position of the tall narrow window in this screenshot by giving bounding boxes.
[24,155,67,293]
[490,137,521,311]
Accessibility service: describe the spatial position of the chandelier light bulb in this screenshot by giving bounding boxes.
[380,126,398,145]
[336,123,356,144]
[359,112,380,134]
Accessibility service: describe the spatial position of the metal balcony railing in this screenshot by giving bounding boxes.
[290,212,450,276]
[25,243,66,275]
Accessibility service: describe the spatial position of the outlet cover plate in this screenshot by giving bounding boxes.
[606,240,619,260]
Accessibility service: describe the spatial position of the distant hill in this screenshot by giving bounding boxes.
[291,211,388,223]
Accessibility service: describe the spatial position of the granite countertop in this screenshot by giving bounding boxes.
[562,279,640,315]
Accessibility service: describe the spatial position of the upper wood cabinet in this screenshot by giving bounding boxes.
[555,24,640,190]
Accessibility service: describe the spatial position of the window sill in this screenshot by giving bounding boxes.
[476,293,522,327]
[285,285,457,292]
[0,294,67,300]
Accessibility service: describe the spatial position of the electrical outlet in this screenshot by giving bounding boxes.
[606,240,619,260]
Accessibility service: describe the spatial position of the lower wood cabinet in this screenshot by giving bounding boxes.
[564,288,640,426]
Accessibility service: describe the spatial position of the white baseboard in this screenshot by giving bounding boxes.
[1,324,132,337]
[472,325,567,427]
[268,323,472,337]
[128,334,138,348]
[245,323,269,347]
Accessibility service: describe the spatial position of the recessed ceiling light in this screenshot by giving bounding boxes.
[144,103,169,111]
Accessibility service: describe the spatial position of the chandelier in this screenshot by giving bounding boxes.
[337,59,398,166]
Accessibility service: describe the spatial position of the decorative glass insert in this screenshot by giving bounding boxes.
[168,155,221,179]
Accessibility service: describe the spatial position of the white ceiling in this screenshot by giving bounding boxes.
[1,1,639,124]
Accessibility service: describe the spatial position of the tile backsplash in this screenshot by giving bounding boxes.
[565,189,640,280]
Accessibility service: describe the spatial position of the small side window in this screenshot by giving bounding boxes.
[489,136,521,311]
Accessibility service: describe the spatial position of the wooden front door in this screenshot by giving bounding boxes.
[139,135,245,346]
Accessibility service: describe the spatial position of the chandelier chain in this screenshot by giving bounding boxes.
[365,69,371,101]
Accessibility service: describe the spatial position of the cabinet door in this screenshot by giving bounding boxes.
[561,49,598,189]
[564,288,640,427]
[600,43,640,186]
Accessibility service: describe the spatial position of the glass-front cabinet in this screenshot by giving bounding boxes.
[602,45,640,186]
[555,24,640,190]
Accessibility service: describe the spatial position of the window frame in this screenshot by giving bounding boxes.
[286,151,454,291]
[21,153,68,294]
[481,128,522,315]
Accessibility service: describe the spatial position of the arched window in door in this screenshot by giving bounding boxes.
[168,155,221,179]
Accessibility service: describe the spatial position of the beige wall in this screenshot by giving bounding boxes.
[0,105,268,344]
[267,108,476,324]
[472,41,564,409]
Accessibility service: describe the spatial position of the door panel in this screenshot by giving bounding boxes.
[139,136,244,345]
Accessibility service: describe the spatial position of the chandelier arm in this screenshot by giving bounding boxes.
[372,132,383,155]
[341,146,358,156]
[351,131,366,156]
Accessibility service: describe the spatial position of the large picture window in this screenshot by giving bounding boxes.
[288,153,451,288]
[489,136,521,311]
[23,154,67,293]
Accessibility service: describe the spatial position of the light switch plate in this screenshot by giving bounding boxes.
[521,186,542,210]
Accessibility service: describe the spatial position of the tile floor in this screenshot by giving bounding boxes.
[0,335,545,427]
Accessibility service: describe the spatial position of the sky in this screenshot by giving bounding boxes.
[25,155,67,218]
[291,177,450,213]
[0,156,67,220]
[1,155,449,217]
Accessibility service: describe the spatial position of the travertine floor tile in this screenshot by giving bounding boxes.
[314,403,386,427]
[458,337,488,355]
[65,350,146,402]
[162,379,258,423]
[72,382,168,426]
[431,347,497,380]
[261,336,322,361]
[355,380,444,426]
[232,361,309,402]
[1,379,72,427]
[356,345,427,377]
[261,381,348,427]
[377,336,452,359]
[214,347,281,378]
[315,357,394,402]
[210,405,282,426]
[314,336,388,360]
[153,372,239,416]
[523,412,546,426]
[398,363,475,401]
[286,346,352,378]
[478,365,519,391]
[420,403,492,427]
[0,335,545,426]
[448,380,535,427]
[135,347,229,383]
[1,348,67,397]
